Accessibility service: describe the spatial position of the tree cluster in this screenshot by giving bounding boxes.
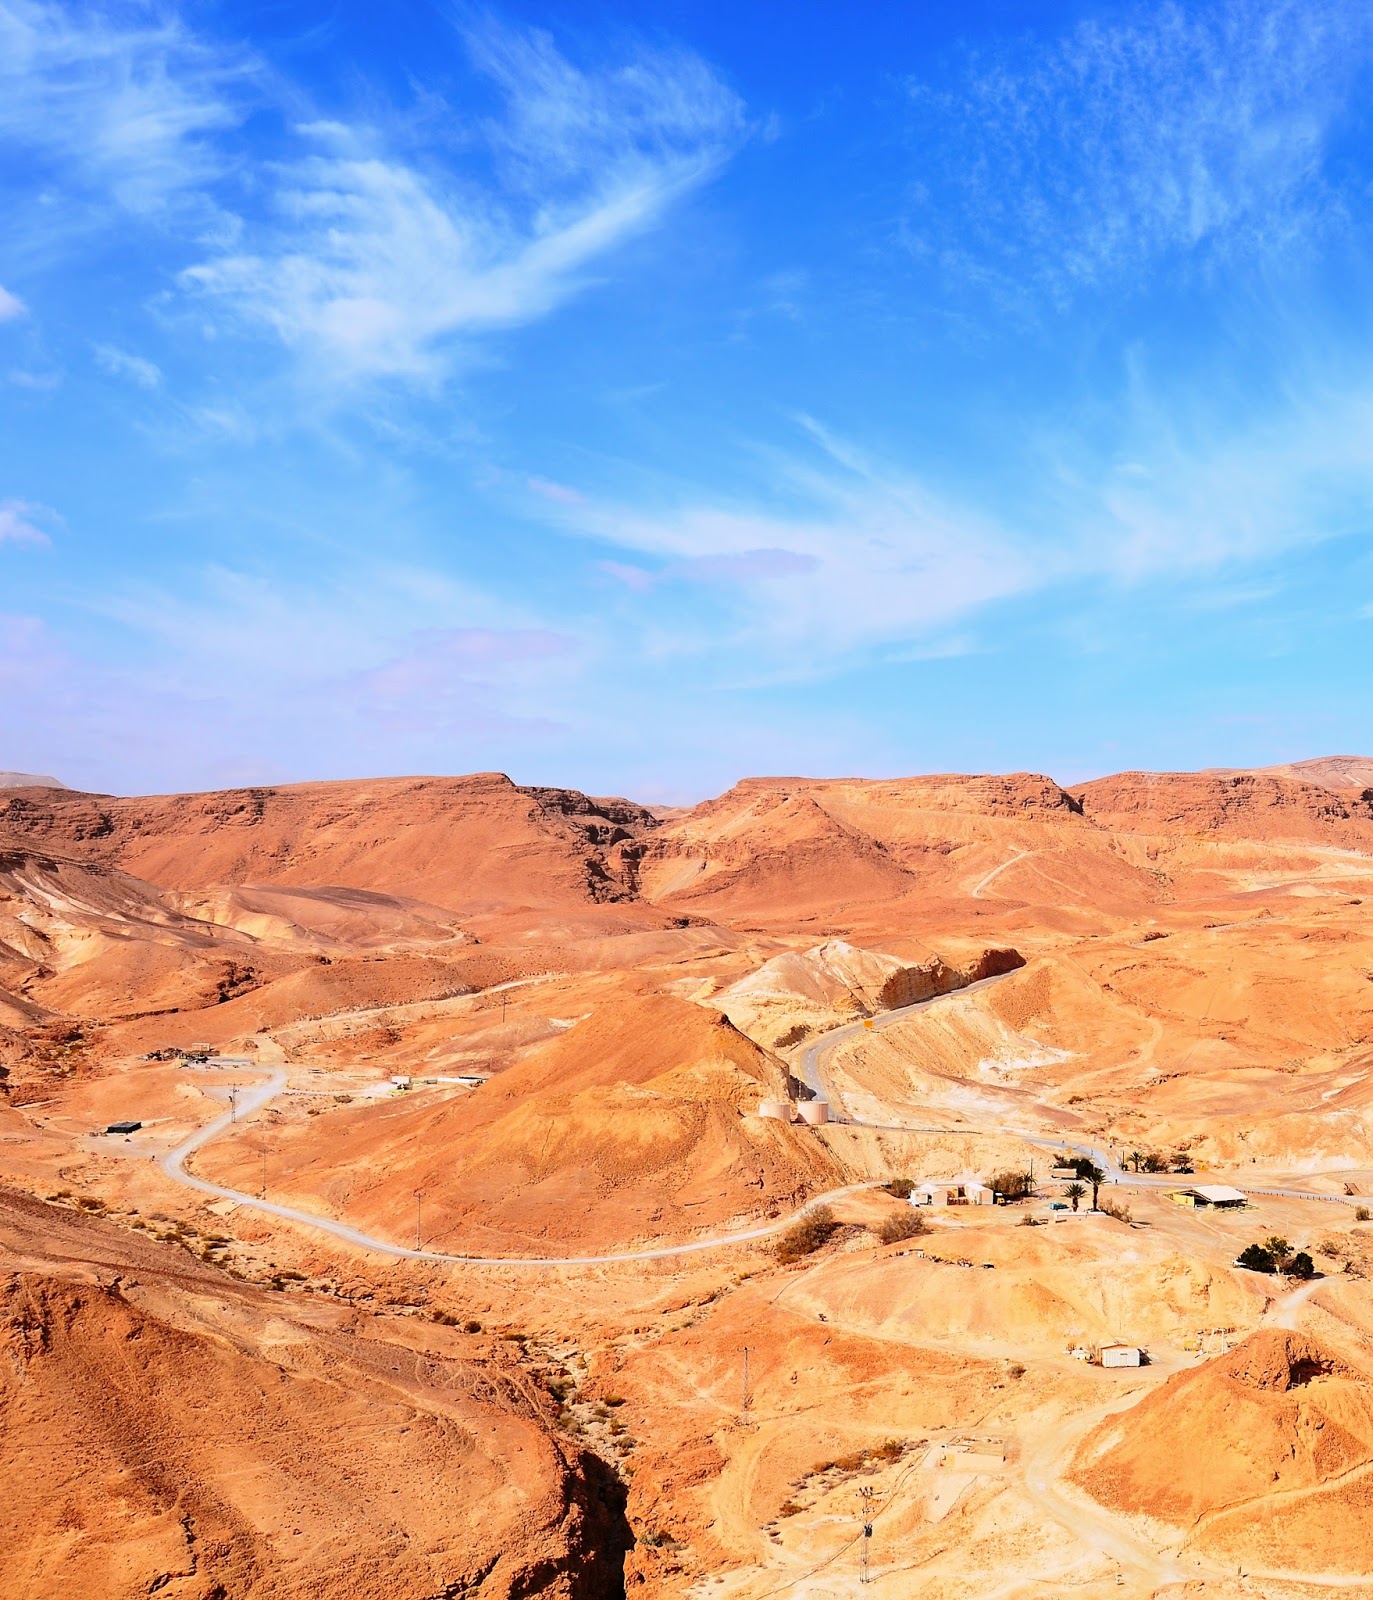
[1237,1235,1315,1278]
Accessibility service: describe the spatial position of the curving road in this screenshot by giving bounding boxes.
[798,973,1368,1209]
[161,1065,883,1266]
[156,969,1362,1266]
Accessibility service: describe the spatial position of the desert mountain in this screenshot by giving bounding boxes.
[193,993,837,1255]
[0,1187,628,1600]
[1077,767,1373,846]
[0,773,658,913]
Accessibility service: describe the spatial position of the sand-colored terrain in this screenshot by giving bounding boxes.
[4,760,1373,1597]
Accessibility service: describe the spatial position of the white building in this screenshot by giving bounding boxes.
[1098,1343,1143,1368]
[1170,1184,1247,1209]
[911,1172,994,1207]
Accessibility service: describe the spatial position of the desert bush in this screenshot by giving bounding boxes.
[988,1170,1035,1202]
[1290,1251,1316,1279]
[882,1177,915,1199]
[774,1205,840,1264]
[1357,1207,1371,1223]
[1097,1196,1132,1223]
[1007,1362,1026,1379]
[462,1319,482,1334]
[1237,1243,1276,1273]
[875,1210,929,1245]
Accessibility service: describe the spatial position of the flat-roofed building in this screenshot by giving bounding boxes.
[1170,1185,1247,1209]
[1098,1343,1143,1367]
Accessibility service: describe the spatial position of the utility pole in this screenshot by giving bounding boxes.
[739,1345,753,1425]
[858,1486,876,1584]
[414,1189,425,1251]
[229,1085,238,1124]
[261,1141,267,1200]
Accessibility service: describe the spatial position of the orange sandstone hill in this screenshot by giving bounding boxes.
[1076,768,1373,846]
[0,774,659,913]
[194,993,838,1255]
[0,1188,628,1600]
[1070,1329,1373,1575]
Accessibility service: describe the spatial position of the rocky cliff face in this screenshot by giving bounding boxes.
[0,773,661,912]
[1076,769,1373,845]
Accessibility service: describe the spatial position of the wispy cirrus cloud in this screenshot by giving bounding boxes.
[0,0,253,220]
[0,498,57,546]
[93,342,161,388]
[544,426,1037,667]
[907,0,1370,301]
[181,22,745,384]
[0,284,25,320]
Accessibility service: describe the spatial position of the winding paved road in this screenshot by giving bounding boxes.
[798,973,1368,1209]
[157,968,1362,1265]
[162,1067,884,1266]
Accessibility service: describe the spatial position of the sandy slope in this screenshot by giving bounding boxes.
[0,1189,627,1600]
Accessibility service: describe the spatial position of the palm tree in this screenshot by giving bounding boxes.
[1080,1162,1106,1211]
[1065,1182,1086,1212]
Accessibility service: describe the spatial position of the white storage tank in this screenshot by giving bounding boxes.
[757,1099,797,1122]
[796,1100,831,1125]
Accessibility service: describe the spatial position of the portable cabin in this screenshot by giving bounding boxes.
[1098,1344,1143,1368]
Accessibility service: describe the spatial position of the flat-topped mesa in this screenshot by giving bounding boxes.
[704,771,1084,817]
[1077,768,1373,844]
[0,772,661,912]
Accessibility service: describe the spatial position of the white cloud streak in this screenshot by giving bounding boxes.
[181,22,744,384]
[0,284,25,320]
[93,341,161,387]
[0,0,252,217]
[542,427,1039,667]
[0,498,56,546]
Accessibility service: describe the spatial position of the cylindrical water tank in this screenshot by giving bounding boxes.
[796,1100,830,1125]
[757,1099,796,1122]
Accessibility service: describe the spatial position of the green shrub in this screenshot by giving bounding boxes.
[882,1177,915,1199]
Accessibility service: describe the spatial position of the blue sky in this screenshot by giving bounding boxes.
[3,0,1373,800]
